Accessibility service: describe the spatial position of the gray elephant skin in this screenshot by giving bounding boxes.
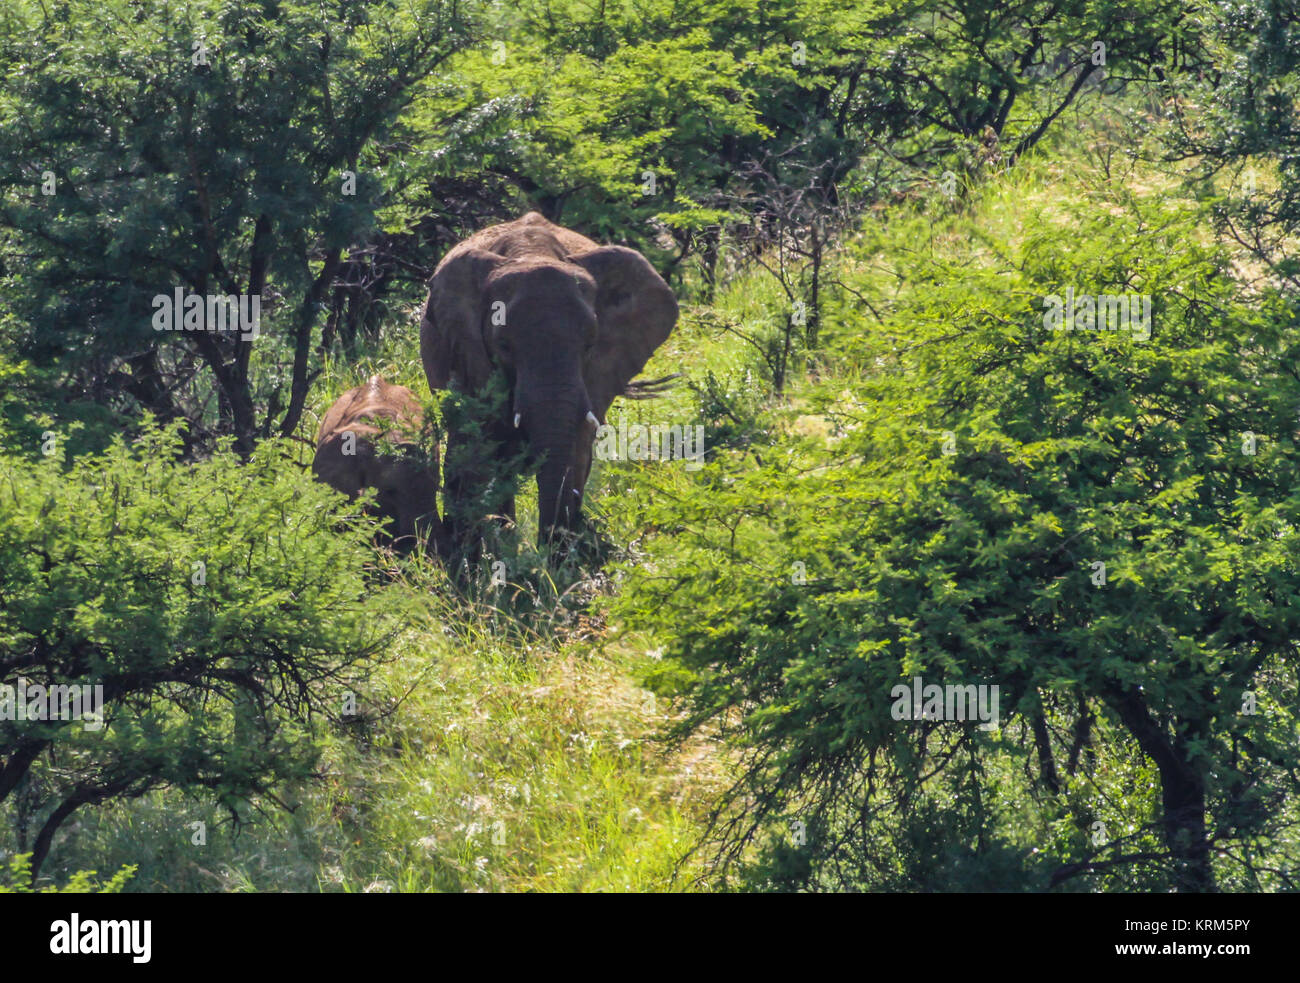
[420,212,678,550]
[312,375,444,555]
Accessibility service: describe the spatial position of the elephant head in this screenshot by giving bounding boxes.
[421,212,677,543]
[312,376,444,555]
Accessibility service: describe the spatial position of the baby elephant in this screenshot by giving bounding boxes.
[313,376,445,556]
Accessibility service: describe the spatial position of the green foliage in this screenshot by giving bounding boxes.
[1159,0,1300,237]
[0,0,478,450]
[0,419,411,881]
[439,371,527,544]
[0,853,134,893]
[609,163,1300,890]
[0,0,1295,897]
[18,573,719,893]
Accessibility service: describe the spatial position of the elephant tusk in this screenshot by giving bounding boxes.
[586,411,598,426]
[514,413,521,428]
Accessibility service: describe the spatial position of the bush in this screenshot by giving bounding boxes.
[610,172,1300,891]
[0,421,412,883]
[0,853,134,893]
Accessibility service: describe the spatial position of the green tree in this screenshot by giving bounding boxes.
[612,183,1300,892]
[0,0,478,454]
[1160,1,1300,278]
[0,422,411,882]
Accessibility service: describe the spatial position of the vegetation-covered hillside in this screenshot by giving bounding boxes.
[2,0,1299,895]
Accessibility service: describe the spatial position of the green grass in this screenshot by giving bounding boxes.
[28,570,725,892]
[22,277,750,892]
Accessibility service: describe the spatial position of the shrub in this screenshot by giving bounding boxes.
[0,421,412,882]
[611,179,1300,891]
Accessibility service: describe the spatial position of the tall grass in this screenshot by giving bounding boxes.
[27,562,726,892]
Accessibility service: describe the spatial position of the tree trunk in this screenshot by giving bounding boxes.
[279,248,342,441]
[1110,685,1214,891]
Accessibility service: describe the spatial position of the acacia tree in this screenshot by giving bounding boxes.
[297,0,1209,358]
[1160,0,1300,284]
[0,424,409,882]
[612,183,1300,892]
[710,147,849,391]
[0,0,478,455]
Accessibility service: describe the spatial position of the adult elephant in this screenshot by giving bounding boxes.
[312,376,444,556]
[420,212,677,552]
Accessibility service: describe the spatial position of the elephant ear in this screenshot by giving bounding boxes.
[421,247,502,391]
[570,245,678,418]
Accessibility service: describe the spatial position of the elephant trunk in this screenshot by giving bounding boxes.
[537,435,578,534]
[516,368,592,539]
